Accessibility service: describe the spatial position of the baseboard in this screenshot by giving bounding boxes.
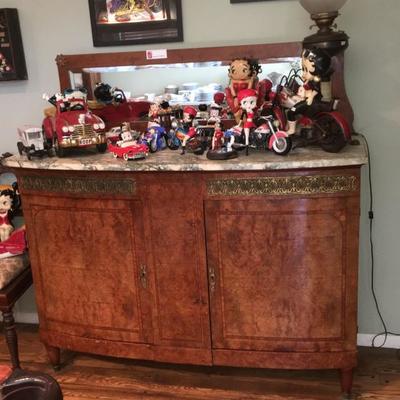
[11,314,400,350]
[357,333,400,349]
[14,311,39,324]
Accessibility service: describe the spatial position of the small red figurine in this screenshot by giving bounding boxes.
[238,88,258,152]
[211,120,224,150]
[211,92,228,120]
[207,120,239,160]
[208,102,222,123]
[176,105,198,154]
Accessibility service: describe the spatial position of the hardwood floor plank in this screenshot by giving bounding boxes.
[1,325,400,400]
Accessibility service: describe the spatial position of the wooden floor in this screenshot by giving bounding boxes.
[1,325,400,400]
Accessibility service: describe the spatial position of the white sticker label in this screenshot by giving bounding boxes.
[146,49,168,60]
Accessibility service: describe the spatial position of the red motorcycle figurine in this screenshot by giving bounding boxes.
[268,48,351,153]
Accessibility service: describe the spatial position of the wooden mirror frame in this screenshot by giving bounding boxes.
[55,41,353,127]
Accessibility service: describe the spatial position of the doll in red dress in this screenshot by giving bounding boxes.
[237,88,258,154]
[225,58,263,124]
[0,187,18,242]
[176,105,198,154]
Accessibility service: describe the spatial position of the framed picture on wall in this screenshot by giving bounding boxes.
[0,8,27,81]
[88,0,183,47]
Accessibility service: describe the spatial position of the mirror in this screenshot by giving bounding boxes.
[72,59,300,105]
[57,42,302,94]
[55,41,352,126]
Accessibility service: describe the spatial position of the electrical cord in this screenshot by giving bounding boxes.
[360,134,400,349]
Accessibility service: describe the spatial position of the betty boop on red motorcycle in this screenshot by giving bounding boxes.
[286,48,332,135]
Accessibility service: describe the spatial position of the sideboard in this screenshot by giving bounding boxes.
[3,142,368,395]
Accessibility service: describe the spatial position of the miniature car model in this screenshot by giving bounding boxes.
[42,90,107,157]
[108,142,149,161]
[106,122,142,144]
[17,126,52,159]
[105,126,122,144]
[90,84,151,129]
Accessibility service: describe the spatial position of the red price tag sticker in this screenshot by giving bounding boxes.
[146,49,168,60]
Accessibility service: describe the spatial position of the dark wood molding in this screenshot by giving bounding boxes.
[56,42,303,91]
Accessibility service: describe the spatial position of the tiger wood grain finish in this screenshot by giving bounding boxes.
[205,196,359,354]
[141,175,211,359]
[14,166,361,393]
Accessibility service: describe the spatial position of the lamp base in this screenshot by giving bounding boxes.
[303,30,349,55]
[303,10,349,54]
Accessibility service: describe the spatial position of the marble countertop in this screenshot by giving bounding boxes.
[2,137,368,172]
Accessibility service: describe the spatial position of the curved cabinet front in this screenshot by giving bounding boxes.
[20,172,212,365]
[17,167,360,375]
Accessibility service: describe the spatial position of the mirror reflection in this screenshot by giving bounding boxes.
[70,58,301,105]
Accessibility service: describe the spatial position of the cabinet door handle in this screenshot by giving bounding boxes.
[209,267,216,293]
[139,265,147,289]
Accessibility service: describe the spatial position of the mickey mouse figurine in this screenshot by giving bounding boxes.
[286,48,332,135]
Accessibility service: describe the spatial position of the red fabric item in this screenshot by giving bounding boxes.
[0,227,27,256]
[0,213,10,225]
[244,111,256,129]
[183,106,197,118]
[213,92,225,105]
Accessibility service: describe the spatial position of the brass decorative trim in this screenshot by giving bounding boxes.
[207,175,357,196]
[20,176,135,195]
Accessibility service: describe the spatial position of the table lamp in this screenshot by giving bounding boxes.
[299,0,349,54]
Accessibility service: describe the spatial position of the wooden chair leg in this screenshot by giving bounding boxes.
[2,308,20,369]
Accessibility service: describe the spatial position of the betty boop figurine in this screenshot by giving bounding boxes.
[238,88,258,153]
[176,105,197,154]
[225,58,262,123]
[0,184,19,242]
[286,48,332,135]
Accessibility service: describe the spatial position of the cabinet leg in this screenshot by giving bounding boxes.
[340,368,353,396]
[45,344,61,370]
[2,308,21,369]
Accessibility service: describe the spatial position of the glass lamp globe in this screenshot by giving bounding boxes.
[299,0,349,53]
[300,0,348,15]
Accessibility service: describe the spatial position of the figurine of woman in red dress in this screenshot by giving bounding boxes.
[225,58,262,123]
[238,88,258,154]
[0,188,18,242]
[177,105,198,154]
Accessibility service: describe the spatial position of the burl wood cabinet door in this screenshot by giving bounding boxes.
[205,192,359,354]
[141,174,211,364]
[23,195,152,344]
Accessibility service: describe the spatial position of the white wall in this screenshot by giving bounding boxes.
[1,0,399,339]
